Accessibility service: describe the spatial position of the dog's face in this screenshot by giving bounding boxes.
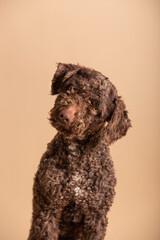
[49,63,116,139]
[49,63,131,142]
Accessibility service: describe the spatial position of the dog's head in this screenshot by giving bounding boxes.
[49,63,131,144]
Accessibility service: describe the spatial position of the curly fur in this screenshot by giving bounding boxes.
[28,63,131,240]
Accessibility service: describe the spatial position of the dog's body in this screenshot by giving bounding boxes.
[28,63,131,240]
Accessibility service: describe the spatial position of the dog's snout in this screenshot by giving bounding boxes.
[59,106,76,125]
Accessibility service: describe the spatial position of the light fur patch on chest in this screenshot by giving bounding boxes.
[70,172,83,197]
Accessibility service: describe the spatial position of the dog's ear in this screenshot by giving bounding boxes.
[51,63,81,95]
[104,96,131,145]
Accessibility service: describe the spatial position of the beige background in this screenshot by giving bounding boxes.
[0,0,160,239]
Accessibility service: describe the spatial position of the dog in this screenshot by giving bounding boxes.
[28,63,131,240]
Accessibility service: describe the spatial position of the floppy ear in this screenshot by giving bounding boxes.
[104,96,131,145]
[51,63,81,95]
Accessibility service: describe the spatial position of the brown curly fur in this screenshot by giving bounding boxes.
[28,63,131,240]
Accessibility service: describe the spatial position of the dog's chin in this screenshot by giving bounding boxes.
[50,120,84,139]
[58,127,85,139]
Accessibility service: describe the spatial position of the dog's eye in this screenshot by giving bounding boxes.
[89,99,100,114]
[91,105,100,115]
[92,106,99,113]
[69,86,76,93]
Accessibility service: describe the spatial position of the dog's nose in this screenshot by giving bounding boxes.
[59,107,75,125]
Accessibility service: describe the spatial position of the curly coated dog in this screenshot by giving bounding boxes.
[28,63,131,240]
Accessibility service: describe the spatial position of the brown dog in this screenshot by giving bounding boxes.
[28,63,131,240]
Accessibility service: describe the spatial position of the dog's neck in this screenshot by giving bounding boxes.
[60,123,105,152]
[46,125,106,169]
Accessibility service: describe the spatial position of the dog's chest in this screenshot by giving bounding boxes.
[55,139,111,202]
[69,172,83,197]
[65,153,104,201]
[64,150,94,198]
[66,170,95,203]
